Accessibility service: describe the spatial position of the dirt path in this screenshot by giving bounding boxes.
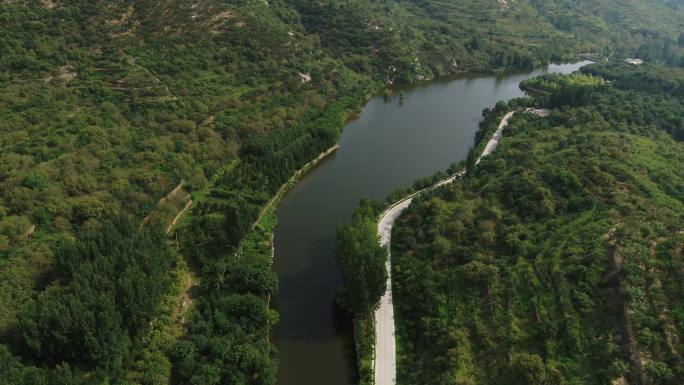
[373,110,516,385]
[166,199,193,234]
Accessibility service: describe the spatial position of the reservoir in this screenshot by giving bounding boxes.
[272,61,591,385]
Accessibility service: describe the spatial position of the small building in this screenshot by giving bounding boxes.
[624,58,644,65]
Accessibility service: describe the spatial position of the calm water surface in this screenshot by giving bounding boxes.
[272,61,591,385]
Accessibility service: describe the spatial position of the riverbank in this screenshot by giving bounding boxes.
[383,62,684,383]
[371,108,519,385]
[255,143,341,341]
[257,144,341,231]
[136,143,342,378]
[519,83,551,95]
[274,61,590,385]
[337,108,515,385]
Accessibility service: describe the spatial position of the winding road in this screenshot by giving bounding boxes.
[373,110,516,385]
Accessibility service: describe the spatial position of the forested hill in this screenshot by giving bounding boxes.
[1,0,683,384]
[288,0,684,78]
[391,62,684,384]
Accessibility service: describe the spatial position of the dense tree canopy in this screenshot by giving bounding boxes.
[337,200,388,316]
[3,217,174,383]
[391,62,684,385]
[1,0,684,383]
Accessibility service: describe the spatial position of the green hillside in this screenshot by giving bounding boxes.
[1,0,683,384]
[391,62,684,384]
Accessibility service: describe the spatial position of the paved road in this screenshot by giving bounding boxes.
[373,110,516,385]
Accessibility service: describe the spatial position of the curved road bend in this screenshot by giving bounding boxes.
[374,110,516,385]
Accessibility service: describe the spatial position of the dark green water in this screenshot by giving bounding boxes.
[272,62,591,385]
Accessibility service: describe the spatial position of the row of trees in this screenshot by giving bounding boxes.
[337,199,388,316]
[521,72,606,107]
[169,94,366,384]
[336,199,388,385]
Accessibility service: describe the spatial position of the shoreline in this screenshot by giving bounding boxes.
[261,143,341,337]
[256,57,590,242]
[372,109,519,385]
[390,58,590,95]
[256,143,341,231]
[259,58,588,385]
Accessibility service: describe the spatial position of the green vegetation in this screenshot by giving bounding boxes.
[337,200,388,317]
[337,199,388,385]
[169,97,361,385]
[1,0,370,382]
[2,0,684,383]
[3,216,175,384]
[521,72,606,106]
[391,62,684,384]
[289,0,684,78]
